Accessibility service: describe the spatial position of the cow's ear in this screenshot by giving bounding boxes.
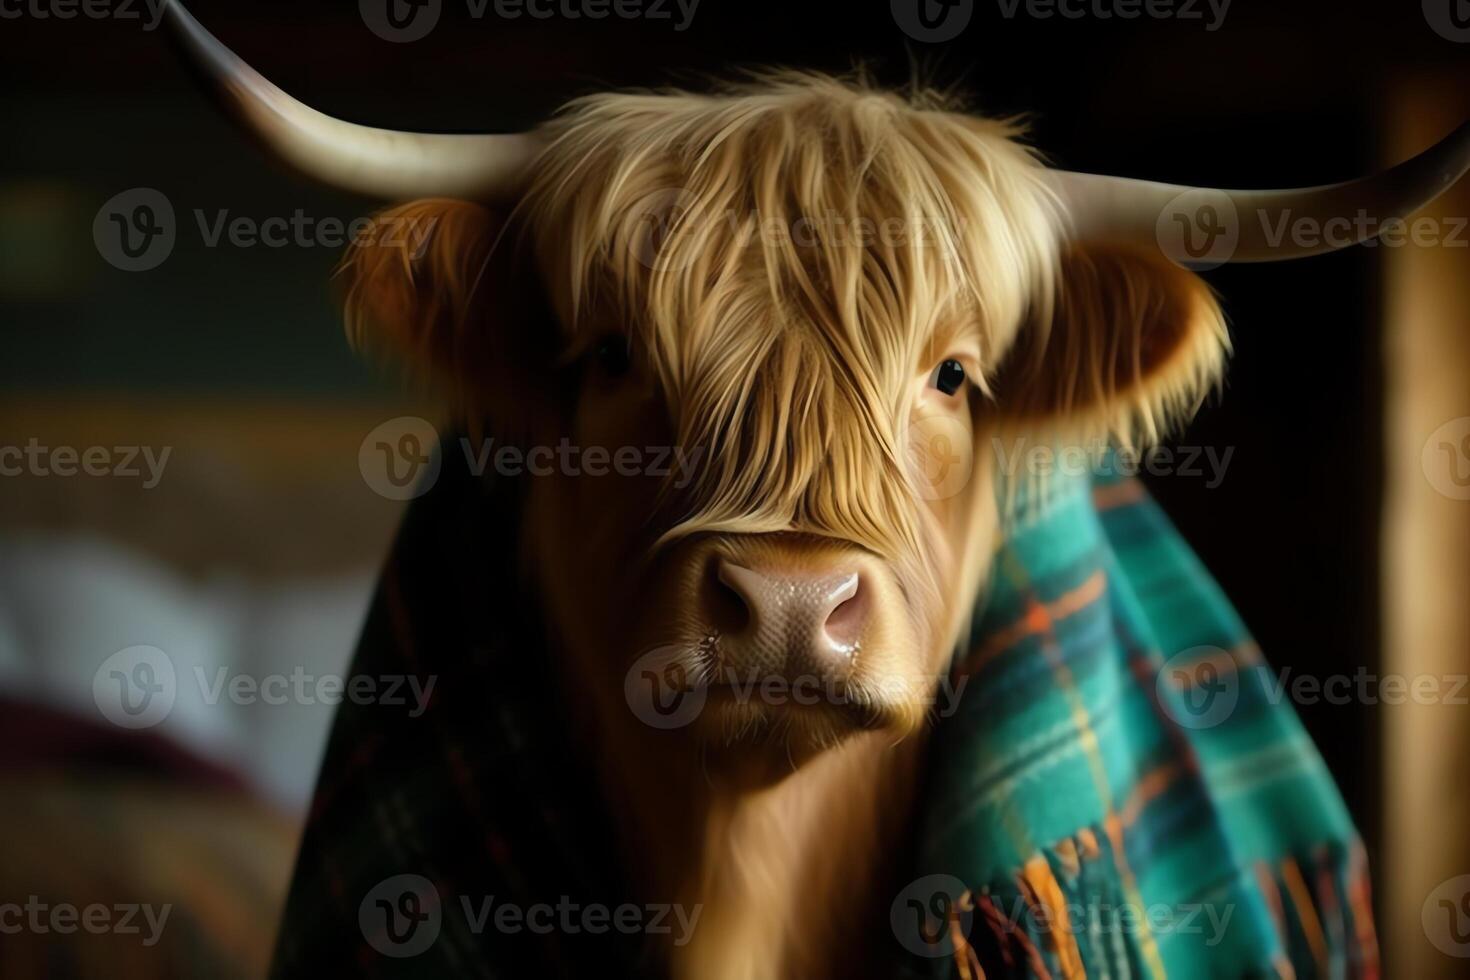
[988,240,1229,445]
[337,198,546,418]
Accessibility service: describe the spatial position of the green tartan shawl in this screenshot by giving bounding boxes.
[271,442,1376,978]
[902,466,1378,978]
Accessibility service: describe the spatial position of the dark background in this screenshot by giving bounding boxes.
[4,0,1465,952]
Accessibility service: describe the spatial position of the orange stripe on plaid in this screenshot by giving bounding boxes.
[1054,838,1081,879]
[1118,761,1187,830]
[1281,858,1330,973]
[950,891,986,980]
[1157,641,1263,688]
[1255,862,1288,944]
[1005,885,1057,980]
[977,894,1019,969]
[1347,843,1381,980]
[959,570,1108,676]
[1022,856,1086,980]
[1092,478,1146,512]
[1005,875,1064,975]
[983,548,1168,980]
[1313,852,1345,968]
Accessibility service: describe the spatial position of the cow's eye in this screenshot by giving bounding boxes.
[930,359,967,396]
[593,334,631,378]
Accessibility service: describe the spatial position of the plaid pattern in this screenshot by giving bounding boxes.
[907,469,1378,978]
[270,442,1376,978]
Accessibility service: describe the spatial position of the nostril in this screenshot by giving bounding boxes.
[714,560,761,632]
[822,573,866,649]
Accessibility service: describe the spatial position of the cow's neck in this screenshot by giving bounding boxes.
[612,729,925,980]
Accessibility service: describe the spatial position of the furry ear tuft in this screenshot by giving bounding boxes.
[989,241,1230,448]
[337,198,504,395]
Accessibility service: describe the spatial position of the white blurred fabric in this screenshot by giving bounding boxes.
[0,532,375,812]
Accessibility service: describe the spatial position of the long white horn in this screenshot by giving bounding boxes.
[163,0,539,202]
[1049,120,1470,263]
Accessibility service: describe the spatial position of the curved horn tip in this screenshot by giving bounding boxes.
[159,0,539,202]
[1049,116,1470,265]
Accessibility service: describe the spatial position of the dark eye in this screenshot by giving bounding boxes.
[593,334,631,378]
[931,359,966,396]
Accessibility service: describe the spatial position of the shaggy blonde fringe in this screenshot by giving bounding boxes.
[337,72,1229,635]
[518,71,1064,609]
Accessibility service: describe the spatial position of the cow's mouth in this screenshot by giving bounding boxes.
[677,586,920,742]
[698,678,896,733]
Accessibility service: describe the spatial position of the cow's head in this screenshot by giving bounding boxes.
[168,4,1470,783]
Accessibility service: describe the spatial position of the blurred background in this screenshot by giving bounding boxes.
[1,0,1468,975]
